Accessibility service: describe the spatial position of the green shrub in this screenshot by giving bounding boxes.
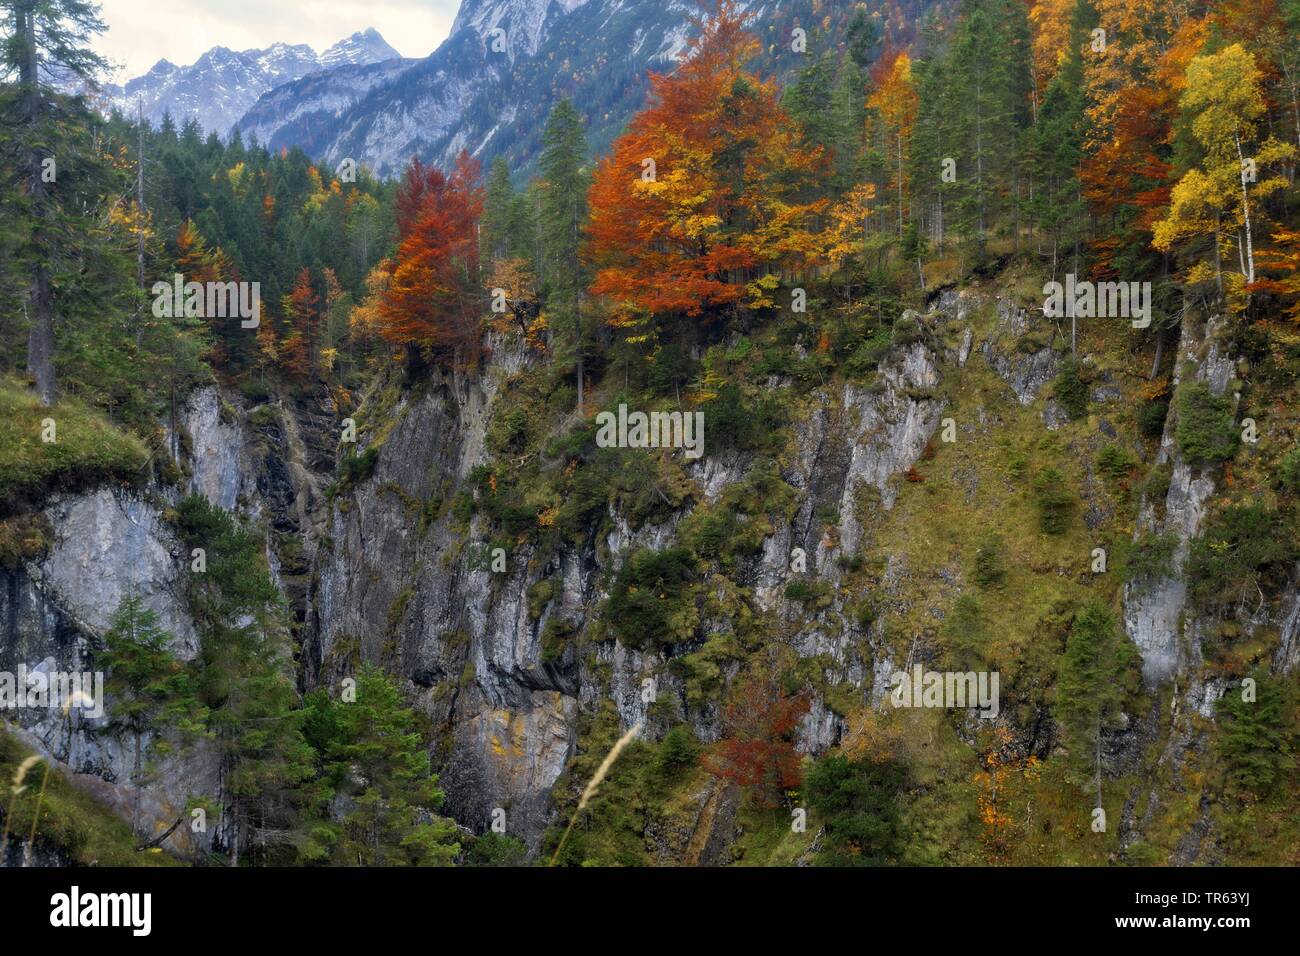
[1097,444,1138,481]
[527,578,556,620]
[1051,355,1088,420]
[806,753,907,866]
[1186,503,1297,610]
[540,616,575,662]
[1139,463,1172,504]
[844,329,893,379]
[972,534,1006,588]
[653,725,701,782]
[784,578,830,606]
[1125,531,1179,587]
[338,446,379,489]
[891,314,922,346]
[1216,672,1295,799]
[464,832,528,866]
[1138,399,1169,438]
[1032,467,1074,534]
[1175,382,1239,465]
[605,547,698,650]
[702,384,786,453]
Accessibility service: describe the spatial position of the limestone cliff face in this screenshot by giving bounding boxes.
[303,304,957,848]
[0,384,311,858]
[0,488,217,856]
[1123,316,1235,691]
[10,291,1299,865]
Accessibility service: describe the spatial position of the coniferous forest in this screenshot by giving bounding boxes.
[0,0,1299,901]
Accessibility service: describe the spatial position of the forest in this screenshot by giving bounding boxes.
[0,0,1298,868]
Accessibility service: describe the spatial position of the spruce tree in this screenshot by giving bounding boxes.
[1055,602,1138,811]
[307,665,460,866]
[1216,672,1296,799]
[0,0,109,404]
[538,98,590,409]
[102,593,207,835]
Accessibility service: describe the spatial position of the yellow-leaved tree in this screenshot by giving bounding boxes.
[1153,44,1296,301]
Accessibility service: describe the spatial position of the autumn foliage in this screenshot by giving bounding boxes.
[375,152,484,365]
[586,0,827,328]
[702,676,810,806]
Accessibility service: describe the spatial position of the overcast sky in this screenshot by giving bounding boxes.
[93,0,462,80]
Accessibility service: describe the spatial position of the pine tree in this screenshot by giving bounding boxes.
[785,50,837,160]
[946,0,1031,254]
[1216,672,1296,799]
[480,157,515,267]
[1055,602,1138,811]
[1023,12,1086,279]
[176,494,315,865]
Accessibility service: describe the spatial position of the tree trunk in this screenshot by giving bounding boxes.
[1094,715,1102,813]
[1234,133,1255,285]
[132,729,143,837]
[19,1,56,406]
[1149,324,1166,381]
[26,269,56,405]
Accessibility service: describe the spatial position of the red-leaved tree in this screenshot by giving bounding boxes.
[377,151,484,367]
[703,676,810,807]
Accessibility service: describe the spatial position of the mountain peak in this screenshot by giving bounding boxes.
[321,29,400,68]
[109,28,401,135]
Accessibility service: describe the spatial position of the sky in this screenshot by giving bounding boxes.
[92,0,463,80]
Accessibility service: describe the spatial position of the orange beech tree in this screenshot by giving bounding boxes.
[702,676,810,807]
[585,0,827,334]
[376,152,484,367]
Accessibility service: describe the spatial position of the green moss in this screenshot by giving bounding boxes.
[0,377,149,509]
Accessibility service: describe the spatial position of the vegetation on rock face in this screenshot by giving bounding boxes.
[302,665,460,865]
[0,731,179,867]
[1186,504,1298,613]
[0,379,148,509]
[1216,672,1296,800]
[1032,466,1074,535]
[1175,382,1240,466]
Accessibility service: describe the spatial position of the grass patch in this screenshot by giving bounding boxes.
[0,378,149,511]
[0,729,179,866]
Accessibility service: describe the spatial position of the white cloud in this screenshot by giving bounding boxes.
[94,0,462,80]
